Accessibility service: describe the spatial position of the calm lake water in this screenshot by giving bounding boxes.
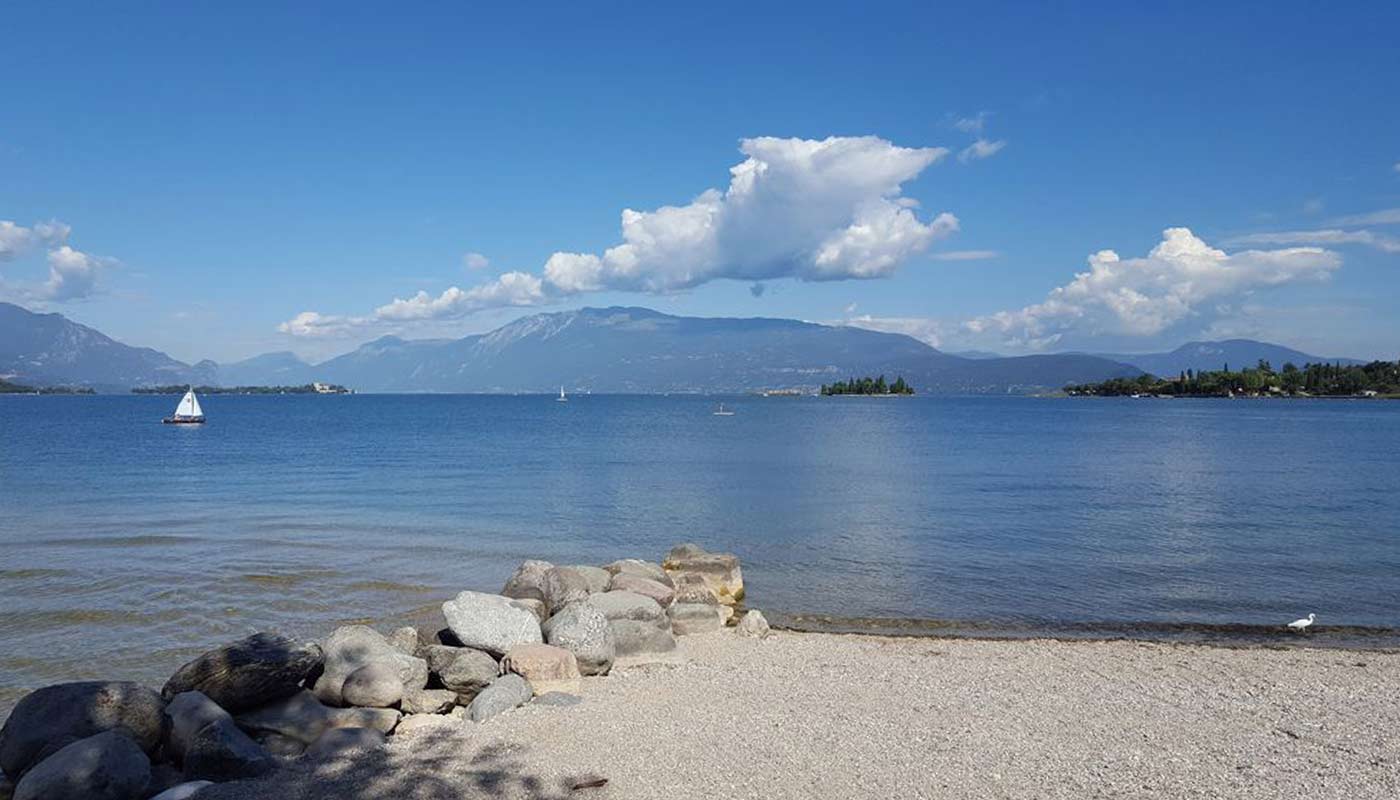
[2,394,1399,711]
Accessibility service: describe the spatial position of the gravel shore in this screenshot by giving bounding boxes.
[197,631,1400,799]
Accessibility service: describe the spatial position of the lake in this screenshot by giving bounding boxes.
[2,393,1399,711]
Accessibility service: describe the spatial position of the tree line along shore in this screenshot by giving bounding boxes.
[1066,359,1400,398]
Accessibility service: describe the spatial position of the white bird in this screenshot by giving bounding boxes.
[1287,613,1316,632]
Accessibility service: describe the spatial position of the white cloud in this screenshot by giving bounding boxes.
[462,251,490,270]
[843,302,858,314]
[1226,228,1400,254]
[930,249,999,261]
[963,228,1339,349]
[276,311,366,338]
[0,219,70,261]
[0,220,108,301]
[1393,161,1399,174]
[952,112,989,134]
[842,314,949,348]
[1329,208,1400,227]
[958,139,1006,163]
[374,271,545,321]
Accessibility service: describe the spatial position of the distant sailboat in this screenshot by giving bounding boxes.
[557,385,568,402]
[712,402,735,416]
[163,388,205,425]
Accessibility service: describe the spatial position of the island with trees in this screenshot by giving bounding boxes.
[1065,359,1400,398]
[132,383,353,395]
[0,378,95,395]
[820,375,915,396]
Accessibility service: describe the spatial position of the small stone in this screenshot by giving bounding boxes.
[12,731,150,800]
[542,601,615,676]
[608,573,675,607]
[164,691,232,763]
[305,728,385,760]
[466,675,533,722]
[182,717,274,782]
[400,688,456,715]
[588,591,668,627]
[148,782,214,800]
[161,632,323,713]
[388,626,420,656]
[564,565,611,594]
[0,681,165,780]
[501,559,555,603]
[668,602,724,635]
[602,559,673,588]
[424,645,499,703]
[542,567,592,614]
[736,610,771,638]
[532,692,582,708]
[340,662,405,709]
[441,591,543,656]
[502,644,582,696]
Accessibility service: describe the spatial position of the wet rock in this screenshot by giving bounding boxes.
[608,573,675,607]
[340,662,404,709]
[400,688,456,715]
[502,644,581,696]
[13,731,150,800]
[663,544,744,605]
[312,626,428,706]
[736,610,771,638]
[668,602,724,635]
[542,601,615,676]
[542,567,592,614]
[161,632,322,713]
[182,717,274,782]
[603,559,673,588]
[0,681,165,779]
[466,675,533,722]
[589,591,668,627]
[424,645,499,703]
[148,782,214,800]
[305,728,385,760]
[565,565,612,594]
[164,691,232,763]
[610,619,679,658]
[500,560,554,603]
[441,591,543,656]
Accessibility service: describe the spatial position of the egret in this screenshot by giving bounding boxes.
[1287,613,1316,632]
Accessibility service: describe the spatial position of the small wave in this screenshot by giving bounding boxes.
[344,579,441,594]
[236,569,343,587]
[0,608,186,630]
[29,534,205,548]
[0,568,74,579]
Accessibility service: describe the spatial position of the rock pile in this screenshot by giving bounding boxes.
[0,544,757,800]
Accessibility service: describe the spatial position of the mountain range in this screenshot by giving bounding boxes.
[0,301,1363,394]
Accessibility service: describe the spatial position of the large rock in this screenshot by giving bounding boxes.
[388,627,421,656]
[541,567,592,614]
[161,632,322,713]
[510,598,548,623]
[0,681,165,779]
[313,625,428,706]
[589,591,668,627]
[668,602,724,635]
[183,717,274,782]
[564,565,611,594]
[662,544,744,604]
[423,645,499,703]
[541,602,615,676]
[736,610,771,638]
[400,688,456,715]
[251,730,306,758]
[671,572,721,605]
[164,691,232,763]
[502,644,581,696]
[603,559,673,588]
[608,573,674,607]
[441,591,543,656]
[305,728,384,760]
[610,620,678,658]
[13,731,150,800]
[341,662,404,709]
[500,559,554,603]
[234,690,398,745]
[148,782,214,800]
[466,675,533,722]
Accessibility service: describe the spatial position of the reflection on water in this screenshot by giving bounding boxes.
[1,393,1399,712]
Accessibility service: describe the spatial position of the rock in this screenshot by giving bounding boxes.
[510,598,548,623]
[251,730,306,758]
[589,591,668,627]
[12,731,150,800]
[305,728,384,760]
[161,633,322,713]
[609,620,678,658]
[564,565,611,594]
[148,782,214,800]
[465,675,533,722]
[603,559,673,588]
[668,603,724,635]
[340,662,404,709]
[541,601,615,676]
[541,567,592,614]
[144,763,185,798]
[388,627,420,656]
[400,688,456,715]
[234,689,398,745]
[608,573,675,607]
[0,681,165,779]
[662,544,744,604]
[423,645,499,703]
[441,591,543,656]
[183,717,273,782]
[532,692,582,708]
[164,691,232,763]
[0,774,11,800]
[671,572,721,605]
[736,610,771,638]
[394,715,459,736]
[501,644,581,696]
[500,559,554,603]
[312,625,428,706]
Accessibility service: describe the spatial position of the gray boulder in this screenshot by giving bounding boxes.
[161,632,322,713]
[340,662,404,709]
[164,691,232,763]
[148,782,214,800]
[589,591,668,627]
[401,688,457,715]
[305,728,384,760]
[541,567,592,614]
[234,689,398,745]
[441,591,542,656]
[564,565,611,594]
[668,603,724,635]
[603,559,673,588]
[736,610,772,638]
[388,627,420,656]
[0,681,165,779]
[500,559,554,603]
[610,619,678,657]
[423,645,499,703]
[183,717,274,782]
[510,598,548,623]
[13,731,150,800]
[466,675,533,723]
[608,573,675,607]
[312,625,428,706]
[541,601,615,676]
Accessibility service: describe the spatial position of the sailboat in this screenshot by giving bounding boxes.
[712,402,735,416]
[556,385,568,402]
[163,388,206,425]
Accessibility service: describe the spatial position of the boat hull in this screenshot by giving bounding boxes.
[162,417,205,425]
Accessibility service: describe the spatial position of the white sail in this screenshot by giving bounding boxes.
[174,389,203,419]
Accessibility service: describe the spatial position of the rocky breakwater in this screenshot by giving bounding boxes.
[0,544,767,800]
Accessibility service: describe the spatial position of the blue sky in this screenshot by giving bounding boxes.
[2,2,1398,363]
